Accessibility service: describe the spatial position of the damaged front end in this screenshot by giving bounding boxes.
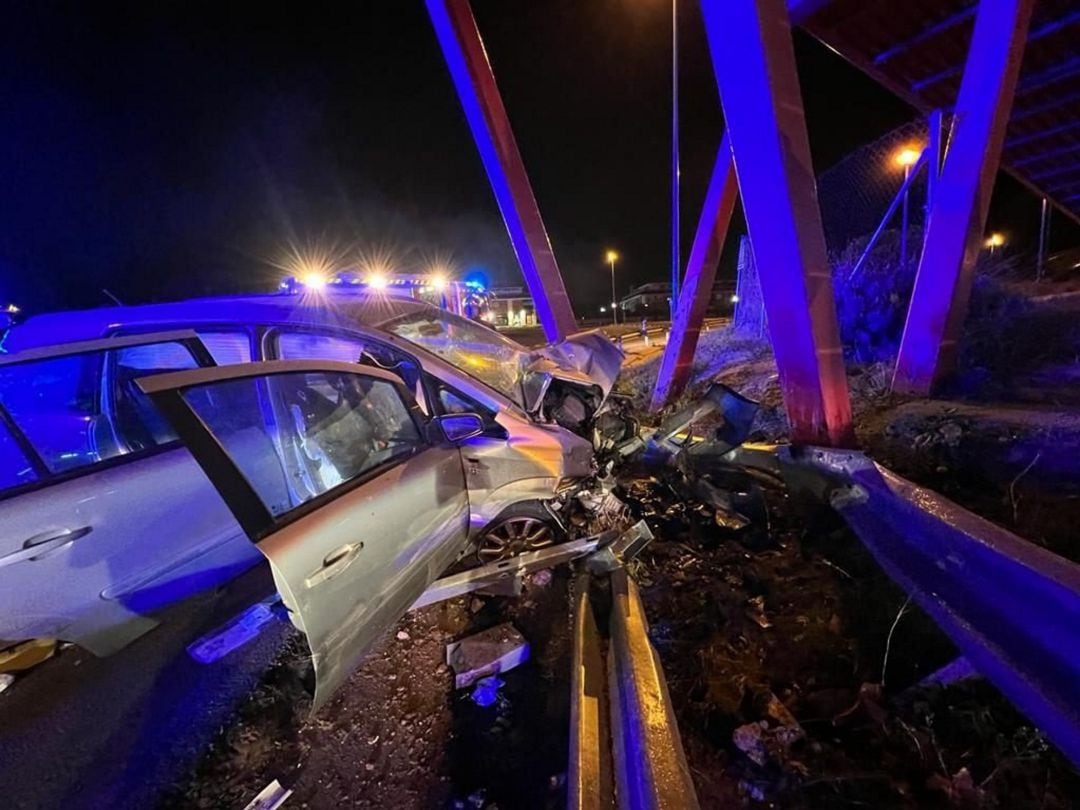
[522,331,629,441]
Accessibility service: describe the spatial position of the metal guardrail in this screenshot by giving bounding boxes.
[785,446,1080,767]
[569,559,700,810]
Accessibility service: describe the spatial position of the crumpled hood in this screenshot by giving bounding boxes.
[521,330,625,413]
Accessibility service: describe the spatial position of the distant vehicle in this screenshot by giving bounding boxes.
[1,292,623,701]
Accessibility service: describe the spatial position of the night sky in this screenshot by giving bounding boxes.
[0,2,1066,317]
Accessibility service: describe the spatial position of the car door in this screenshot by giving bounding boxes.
[0,331,262,654]
[138,360,472,707]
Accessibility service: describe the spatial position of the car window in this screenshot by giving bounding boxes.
[380,310,526,407]
[111,342,201,452]
[196,330,252,365]
[277,331,364,364]
[182,371,424,518]
[0,421,38,491]
[275,328,428,413]
[0,340,200,475]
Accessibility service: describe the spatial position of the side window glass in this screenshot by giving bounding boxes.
[196,331,252,365]
[112,342,200,451]
[0,353,102,473]
[0,421,38,492]
[183,372,424,518]
[276,331,364,364]
[0,340,200,475]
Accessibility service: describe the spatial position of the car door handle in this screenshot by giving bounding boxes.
[0,526,94,569]
[304,543,362,588]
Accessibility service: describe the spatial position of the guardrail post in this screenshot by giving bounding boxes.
[426,0,578,342]
[701,0,854,446]
[892,0,1036,395]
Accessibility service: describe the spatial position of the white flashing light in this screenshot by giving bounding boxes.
[301,271,327,290]
[368,273,388,290]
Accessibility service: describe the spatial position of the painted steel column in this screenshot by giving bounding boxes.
[426,0,577,342]
[701,0,854,447]
[650,133,738,411]
[893,0,1035,395]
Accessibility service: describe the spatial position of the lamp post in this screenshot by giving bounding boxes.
[894,147,921,269]
[606,250,619,326]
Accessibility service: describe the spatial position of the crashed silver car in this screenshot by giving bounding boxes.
[1,292,623,702]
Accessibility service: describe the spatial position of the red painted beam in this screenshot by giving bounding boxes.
[893,0,1035,395]
[650,133,738,411]
[427,0,577,342]
[701,0,854,447]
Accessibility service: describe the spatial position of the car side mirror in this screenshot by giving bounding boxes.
[436,413,485,444]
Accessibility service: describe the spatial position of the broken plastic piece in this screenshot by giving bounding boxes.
[446,622,530,690]
[242,778,293,810]
[0,638,57,673]
[187,600,279,664]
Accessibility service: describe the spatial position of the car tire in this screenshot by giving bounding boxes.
[473,501,565,565]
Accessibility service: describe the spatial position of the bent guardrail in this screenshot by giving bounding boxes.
[784,446,1080,767]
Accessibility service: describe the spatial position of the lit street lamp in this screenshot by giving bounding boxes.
[605,250,619,326]
[985,232,1005,254]
[894,146,922,270]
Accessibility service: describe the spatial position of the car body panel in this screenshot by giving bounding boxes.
[0,332,262,654]
[459,410,594,532]
[138,360,471,706]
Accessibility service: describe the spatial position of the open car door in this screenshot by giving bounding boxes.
[138,360,472,708]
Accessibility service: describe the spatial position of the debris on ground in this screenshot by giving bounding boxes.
[0,673,14,695]
[470,675,504,708]
[0,638,57,672]
[446,623,530,690]
[241,778,293,810]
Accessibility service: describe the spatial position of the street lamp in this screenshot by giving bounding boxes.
[985,232,1005,253]
[605,250,619,326]
[894,145,922,270]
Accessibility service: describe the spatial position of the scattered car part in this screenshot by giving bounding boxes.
[242,779,293,810]
[0,638,57,673]
[446,622,530,690]
[411,533,615,611]
[187,599,281,665]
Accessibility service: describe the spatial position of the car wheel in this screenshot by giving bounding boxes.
[475,502,562,564]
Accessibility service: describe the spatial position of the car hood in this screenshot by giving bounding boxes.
[521,331,624,413]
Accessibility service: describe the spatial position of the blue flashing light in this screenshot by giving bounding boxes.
[463,269,488,291]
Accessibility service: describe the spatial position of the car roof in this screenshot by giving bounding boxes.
[3,292,434,352]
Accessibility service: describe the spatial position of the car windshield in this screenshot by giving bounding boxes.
[380,310,527,406]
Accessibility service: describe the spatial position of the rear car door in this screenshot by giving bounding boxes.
[0,332,261,654]
[138,360,471,707]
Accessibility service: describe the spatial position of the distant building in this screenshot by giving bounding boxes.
[618,280,736,316]
[487,285,536,327]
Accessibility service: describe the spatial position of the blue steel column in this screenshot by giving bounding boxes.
[426,0,577,342]
[701,0,854,447]
[651,134,738,411]
[893,0,1035,395]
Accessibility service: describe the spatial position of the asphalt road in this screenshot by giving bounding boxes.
[0,565,286,810]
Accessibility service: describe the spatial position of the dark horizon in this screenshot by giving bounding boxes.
[1,1,1073,318]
